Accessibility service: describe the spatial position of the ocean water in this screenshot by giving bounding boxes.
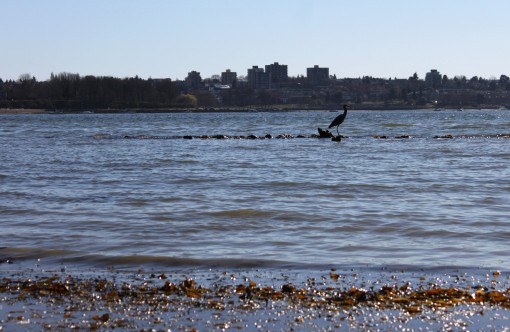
[1,109,509,270]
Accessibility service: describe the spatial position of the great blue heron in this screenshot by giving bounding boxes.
[328,104,350,135]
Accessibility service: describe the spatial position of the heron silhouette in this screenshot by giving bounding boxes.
[328,104,350,135]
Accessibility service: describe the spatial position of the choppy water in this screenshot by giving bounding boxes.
[1,110,509,269]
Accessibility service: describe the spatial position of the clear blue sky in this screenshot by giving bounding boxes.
[2,0,509,81]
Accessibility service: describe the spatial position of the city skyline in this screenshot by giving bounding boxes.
[2,1,510,81]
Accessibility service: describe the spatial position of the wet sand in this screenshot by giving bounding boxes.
[1,260,509,331]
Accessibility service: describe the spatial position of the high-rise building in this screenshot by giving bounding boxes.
[185,71,202,89]
[307,65,330,86]
[221,69,237,86]
[425,69,442,89]
[247,66,270,89]
[265,62,288,85]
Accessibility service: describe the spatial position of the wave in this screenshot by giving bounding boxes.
[1,247,504,272]
[382,122,416,127]
[204,209,278,219]
[0,247,304,269]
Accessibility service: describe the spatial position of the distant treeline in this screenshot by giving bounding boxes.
[0,73,188,109]
[2,72,510,110]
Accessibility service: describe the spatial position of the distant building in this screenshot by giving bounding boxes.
[185,71,202,89]
[307,65,329,86]
[221,69,237,86]
[265,62,288,86]
[247,66,270,89]
[425,69,442,89]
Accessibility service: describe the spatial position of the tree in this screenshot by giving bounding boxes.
[194,92,216,107]
[18,73,33,82]
[362,76,372,84]
[442,75,449,87]
[454,76,466,88]
[173,94,197,107]
[500,75,509,90]
[258,89,272,105]
[476,93,485,104]
[16,73,37,100]
[330,91,343,103]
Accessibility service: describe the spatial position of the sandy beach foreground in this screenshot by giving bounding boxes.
[1,259,509,331]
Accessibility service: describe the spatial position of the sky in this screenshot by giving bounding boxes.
[2,0,509,82]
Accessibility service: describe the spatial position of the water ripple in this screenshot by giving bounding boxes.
[1,110,510,269]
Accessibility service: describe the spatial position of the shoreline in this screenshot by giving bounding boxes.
[0,108,48,114]
[1,106,507,115]
[1,257,510,330]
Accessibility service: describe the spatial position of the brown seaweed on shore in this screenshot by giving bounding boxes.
[2,272,510,311]
[1,270,510,330]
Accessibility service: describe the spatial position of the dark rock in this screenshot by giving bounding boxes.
[265,134,273,139]
[434,134,454,139]
[331,135,342,142]
[281,284,295,294]
[0,257,14,264]
[318,128,334,138]
[183,136,193,139]
[247,135,258,139]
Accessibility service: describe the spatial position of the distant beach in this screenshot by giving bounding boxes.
[1,106,502,115]
[0,108,47,114]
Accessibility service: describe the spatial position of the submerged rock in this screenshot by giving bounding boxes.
[434,134,454,139]
[276,133,294,139]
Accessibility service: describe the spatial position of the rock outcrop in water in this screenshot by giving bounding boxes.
[99,132,510,141]
[317,128,344,141]
[317,128,334,138]
[120,131,345,140]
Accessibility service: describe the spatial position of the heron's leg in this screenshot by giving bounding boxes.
[336,126,340,136]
